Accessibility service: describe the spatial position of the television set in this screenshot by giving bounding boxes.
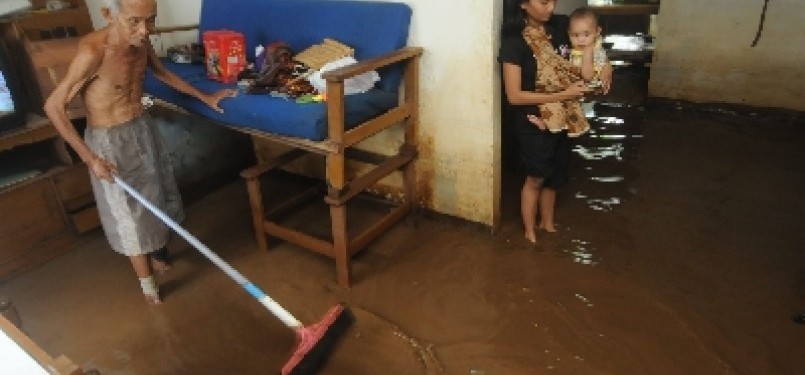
[0,41,28,133]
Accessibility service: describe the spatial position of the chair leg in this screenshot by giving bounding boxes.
[245,177,268,252]
[402,157,418,228]
[330,203,350,287]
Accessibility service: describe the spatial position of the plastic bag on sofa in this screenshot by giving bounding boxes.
[308,56,380,95]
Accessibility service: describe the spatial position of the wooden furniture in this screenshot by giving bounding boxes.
[590,3,659,36]
[148,0,421,288]
[0,2,99,281]
[240,48,421,287]
[2,9,88,118]
[0,115,98,281]
[9,0,93,41]
[590,3,659,66]
[589,4,660,16]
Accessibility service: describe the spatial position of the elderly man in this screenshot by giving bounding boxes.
[44,0,235,304]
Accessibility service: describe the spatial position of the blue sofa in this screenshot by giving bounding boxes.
[147,0,422,287]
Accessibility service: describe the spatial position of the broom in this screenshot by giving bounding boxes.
[113,176,354,375]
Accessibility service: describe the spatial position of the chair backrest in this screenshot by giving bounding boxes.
[199,0,412,92]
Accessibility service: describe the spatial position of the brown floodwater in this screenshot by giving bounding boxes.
[1,72,804,374]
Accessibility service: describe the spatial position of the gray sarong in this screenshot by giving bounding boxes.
[84,113,184,256]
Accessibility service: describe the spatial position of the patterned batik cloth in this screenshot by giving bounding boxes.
[84,113,185,256]
[523,24,590,137]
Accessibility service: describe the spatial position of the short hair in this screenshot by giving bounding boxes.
[102,0,121,15]
[569,7,599,27]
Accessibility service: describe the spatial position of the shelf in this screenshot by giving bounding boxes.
[0,115,58,153]
[589,4,660,16]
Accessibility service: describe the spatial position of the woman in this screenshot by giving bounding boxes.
[499,0,611,243]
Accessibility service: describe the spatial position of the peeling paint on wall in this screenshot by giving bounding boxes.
[252,0,503,226]
[649,0,805,111]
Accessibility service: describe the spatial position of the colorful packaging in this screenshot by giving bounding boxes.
[202,30,247,83]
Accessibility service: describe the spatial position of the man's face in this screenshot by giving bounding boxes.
[115,0,157,47]
[568,16,600,49]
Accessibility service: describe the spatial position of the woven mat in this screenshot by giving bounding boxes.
[294,38,354,70]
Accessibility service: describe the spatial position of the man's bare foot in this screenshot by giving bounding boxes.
[150,258,172,274]
[144,293,162,305]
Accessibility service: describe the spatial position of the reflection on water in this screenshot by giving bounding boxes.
[573,102,643,213]
[587,197,622,212]
[575,293,595,307]
[589,176,625,183]
[574,192,622,212]
[563,238,599,266]
[573,143,625,161]
[597,116,625,125]
[560,102,644,266]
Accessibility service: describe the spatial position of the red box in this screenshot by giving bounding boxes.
[202,30,247,83]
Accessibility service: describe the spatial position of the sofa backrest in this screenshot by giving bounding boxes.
[199,0,412,92]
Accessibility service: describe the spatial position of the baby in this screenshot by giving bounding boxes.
[530,7,610,137]
[567,7,609,89]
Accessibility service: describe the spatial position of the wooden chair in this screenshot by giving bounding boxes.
[147,0,421,287]
[238,48,422,287]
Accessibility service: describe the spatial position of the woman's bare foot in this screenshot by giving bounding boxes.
[524,231,538,244]
[538,223,558,233]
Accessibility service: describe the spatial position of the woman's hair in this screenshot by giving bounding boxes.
[102,0,121,15]
[501,0,529,37]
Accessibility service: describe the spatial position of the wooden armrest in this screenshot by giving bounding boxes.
[321,47,423,82]
[151,24,199,34]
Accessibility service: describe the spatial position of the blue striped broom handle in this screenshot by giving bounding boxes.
[113,175,303,329]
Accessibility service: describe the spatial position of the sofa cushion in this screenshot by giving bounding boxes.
[146,0,411,141]
[198,0,411,93]
[145,61,399,141]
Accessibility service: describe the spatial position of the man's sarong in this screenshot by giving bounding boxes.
[84,113,184,256]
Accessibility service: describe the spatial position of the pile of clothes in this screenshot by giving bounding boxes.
[237,39,380,101]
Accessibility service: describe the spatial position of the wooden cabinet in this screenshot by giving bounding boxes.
[11,0,93,41]
[0,115,98,281]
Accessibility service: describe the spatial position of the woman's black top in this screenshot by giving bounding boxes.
[497,15,573,186]
[498,15,571,106]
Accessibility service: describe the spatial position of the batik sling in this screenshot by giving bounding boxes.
[523,25,590,137]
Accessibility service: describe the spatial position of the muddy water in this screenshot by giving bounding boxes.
[490,96,805,374]
[3,100,805,373]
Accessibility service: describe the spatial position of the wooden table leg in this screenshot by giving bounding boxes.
[330,204,350,287]
[245,177,268,252]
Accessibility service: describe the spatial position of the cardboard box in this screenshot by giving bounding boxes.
[203,30,247,83]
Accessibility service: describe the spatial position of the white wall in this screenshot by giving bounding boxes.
[84,0,504,226]
[396,0,502,225]
[86,0,200,54]
[649,0,805,111]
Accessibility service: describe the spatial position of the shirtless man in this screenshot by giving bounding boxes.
[44,0,235,304]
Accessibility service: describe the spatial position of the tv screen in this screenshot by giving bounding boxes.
[0,41,27,133]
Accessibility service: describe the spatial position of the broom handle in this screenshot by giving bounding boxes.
[113,176,303,329]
